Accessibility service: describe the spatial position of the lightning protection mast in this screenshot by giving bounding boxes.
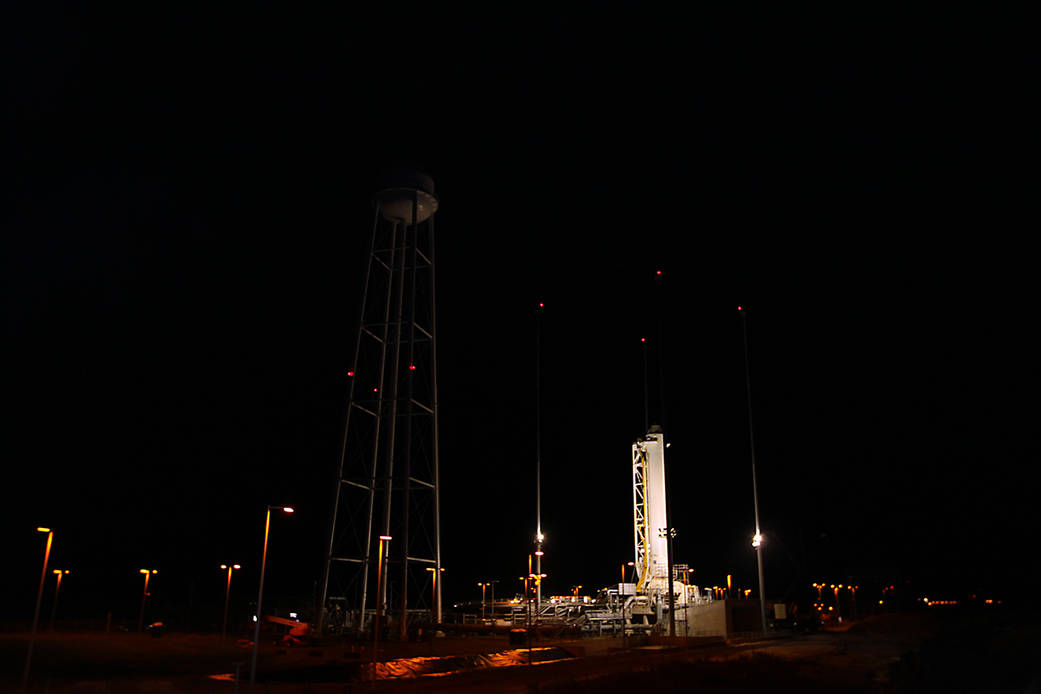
[319,170,442,639]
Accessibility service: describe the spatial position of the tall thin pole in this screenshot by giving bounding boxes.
[489,580,497,625]
[667,530,676,636]
[372,536,389,660]
[526,554,533,663]
[48,570,66,632]
[138,572,152,632]
[740,305,768,632]
[249,508,272,694]
[534,302,544,620]
[429,212,443,626]
[653,269,667,434]
[641,337,649,432]
[221,566,237,640]
[22,528,52,692]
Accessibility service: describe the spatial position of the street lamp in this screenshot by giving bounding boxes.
[658,527,677,636]
[249,505,294,694]
[519,573,532,664]
[487,580,498,624]
[22,527,53,692]
[620,561,635,600]
[372,535,391,661]
[48,570,70,632]
[426,567,445,623]
[534,542,544,623]
[219,564,242,640]
[138,569,158,632]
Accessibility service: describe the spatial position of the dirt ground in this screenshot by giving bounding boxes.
[3,612,1038,693]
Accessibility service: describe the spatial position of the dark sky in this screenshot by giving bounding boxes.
[3,4,1037,627]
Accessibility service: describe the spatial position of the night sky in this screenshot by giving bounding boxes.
[3,5,1037,629]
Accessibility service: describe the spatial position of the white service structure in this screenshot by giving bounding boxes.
[632,426,669,598]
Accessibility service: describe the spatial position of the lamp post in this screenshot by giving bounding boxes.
[138,569,158,632]
[620,561,634,599]
[426,567,445,623]
[220,564,241,640]
[249,505,294,694]
[371,535,391,661]
[533,548,544,624]
[22,527,53,692]
[519,572,532,664]
[48,570,70,632]
[658,527,677,636]
[487,580,498,625]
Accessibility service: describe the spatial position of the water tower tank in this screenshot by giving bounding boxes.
[373,170,439,223]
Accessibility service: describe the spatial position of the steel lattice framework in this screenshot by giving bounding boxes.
[632,428,669,598]
[632,445,650,594]
[318,173,442,637]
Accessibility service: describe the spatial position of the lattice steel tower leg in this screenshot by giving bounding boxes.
[319,171,442,638]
